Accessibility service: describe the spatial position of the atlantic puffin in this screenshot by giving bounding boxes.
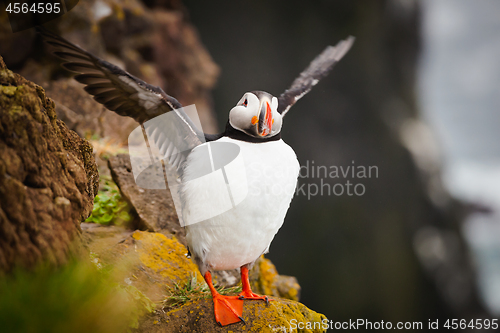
[37,27,354,326]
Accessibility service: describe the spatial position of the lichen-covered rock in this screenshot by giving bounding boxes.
[141,297,326,333]
[131,230,202,286]
[250,256,301,302]
[86,229,201,303]
[0,56,99,271]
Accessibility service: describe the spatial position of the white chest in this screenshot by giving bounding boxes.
[182,137,299,271]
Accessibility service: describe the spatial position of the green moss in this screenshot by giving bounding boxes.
[0,68,17,85]
[86,176,132,226]
[0,85,17,96]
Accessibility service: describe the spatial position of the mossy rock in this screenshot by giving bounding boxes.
[0,56,99,272]
[131,230,202,285]
[251,256,301,302]
[86,229,202,303]
[142,297,327,333]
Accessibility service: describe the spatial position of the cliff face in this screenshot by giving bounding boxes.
[0,56,98,271]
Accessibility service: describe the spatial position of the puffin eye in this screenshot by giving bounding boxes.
[243,98,248,107]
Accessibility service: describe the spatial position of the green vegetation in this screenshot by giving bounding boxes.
[0,260,154,333]
[164,275,242,309]
[86,176,132,226]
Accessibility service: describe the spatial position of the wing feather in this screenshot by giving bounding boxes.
[74,74,110,85]
[277,36,355,116]
[38,27,185,121]
[37,26,205,174]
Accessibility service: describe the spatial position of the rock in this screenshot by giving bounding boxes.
[81,222,132,240]
[142,297,326,332]
[250,256,301,302]
[0,56,99,271]
[86,229,201,303]
[108,154,184,241]
[130,230,202,292]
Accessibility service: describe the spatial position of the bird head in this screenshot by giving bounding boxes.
[229,91,283,139]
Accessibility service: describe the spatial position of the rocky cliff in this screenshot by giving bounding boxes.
[0,55,98,271]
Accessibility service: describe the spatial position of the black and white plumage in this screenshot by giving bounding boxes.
[38,26,354,326]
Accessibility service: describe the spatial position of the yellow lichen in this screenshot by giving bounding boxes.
[257,256,279,296]
[251,256,301,302]
[287,287,298,299]
[247,299,326,333]
[163,297,326,332]
[0,85,17,96]
[132,231,202,283]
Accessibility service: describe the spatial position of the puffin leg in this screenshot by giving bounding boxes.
[204,272,244,326]
[238,266,272,305]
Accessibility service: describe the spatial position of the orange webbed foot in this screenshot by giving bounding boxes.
[212,294,245,326]
[238,265,272,305]
[204,271,245,326]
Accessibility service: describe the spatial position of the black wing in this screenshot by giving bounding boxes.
[37,26,205,170]
[277,36,355,117]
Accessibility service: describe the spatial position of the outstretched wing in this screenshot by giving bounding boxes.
[277,36,355,117]
[37,26,204,170]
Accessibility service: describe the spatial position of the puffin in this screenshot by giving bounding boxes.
[37,26,354,326]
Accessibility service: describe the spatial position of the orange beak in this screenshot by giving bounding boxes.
[257,101,273,136]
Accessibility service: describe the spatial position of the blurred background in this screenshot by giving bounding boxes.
[419,0,500,316]
[1,0,499,329]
